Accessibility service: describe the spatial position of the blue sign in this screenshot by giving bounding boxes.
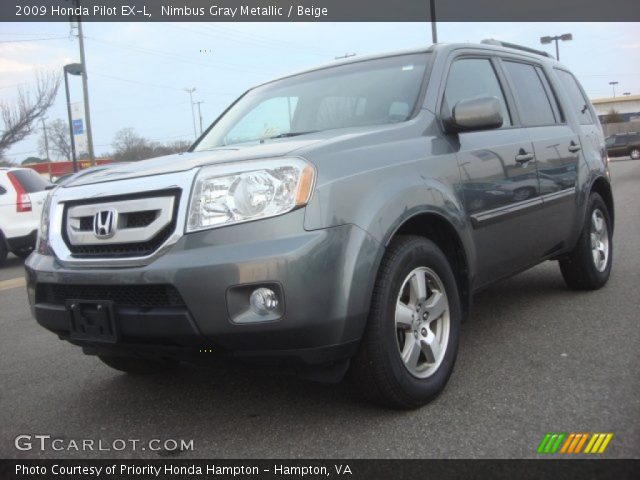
[72,119,84,135]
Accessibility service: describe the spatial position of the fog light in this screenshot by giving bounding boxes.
[249,288,279,315]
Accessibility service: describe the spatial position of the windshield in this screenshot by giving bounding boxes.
[194,53,430,150]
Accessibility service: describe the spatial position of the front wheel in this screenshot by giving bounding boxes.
[350,236,461,409]
[559,192,613,290]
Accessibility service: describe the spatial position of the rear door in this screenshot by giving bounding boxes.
[500,59,579,255]
[441,54,542,287]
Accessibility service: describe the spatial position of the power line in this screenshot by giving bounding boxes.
[85,36,278,76]
[0,37,68,44]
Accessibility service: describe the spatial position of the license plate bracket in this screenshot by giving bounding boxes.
[66,300,118,343]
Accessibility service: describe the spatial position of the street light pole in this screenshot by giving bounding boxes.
[41,118,50,162]
[194,101,204,135]
[63,66,80,173]
[609,81,619,98]
[184,88,197,140]
[540,33,573,61]
[72,0,95,165]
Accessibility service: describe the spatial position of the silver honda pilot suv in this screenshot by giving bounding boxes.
[26,41,613,408]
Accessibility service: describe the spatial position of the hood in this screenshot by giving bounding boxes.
[65,136,325,187]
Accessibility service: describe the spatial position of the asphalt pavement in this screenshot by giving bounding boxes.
[1,159,638,459]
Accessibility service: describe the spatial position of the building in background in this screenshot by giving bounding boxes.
[591,95,640,122]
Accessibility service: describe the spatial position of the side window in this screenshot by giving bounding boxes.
[555,69,595,125]
[502,61,557,126]
[605,137,614,147]
[0,185,6,195]
[443,58,511,127]
[224,96,298,145]
[535,66,564,122]
[614,135,628,146]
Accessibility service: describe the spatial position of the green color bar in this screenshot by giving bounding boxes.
[550,433,566,453]
[545,434,558,453]
[537,433,552,454]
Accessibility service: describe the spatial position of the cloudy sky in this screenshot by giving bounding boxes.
[1,21,638,163]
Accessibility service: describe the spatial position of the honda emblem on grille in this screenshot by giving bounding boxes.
[93,209,118,239]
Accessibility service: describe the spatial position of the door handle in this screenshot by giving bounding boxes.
[568,141,581,153]
[515,150,535,164]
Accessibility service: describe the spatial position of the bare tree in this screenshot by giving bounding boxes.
[111,128,191,162]
[38,118,72,161]
[0,72,61,158]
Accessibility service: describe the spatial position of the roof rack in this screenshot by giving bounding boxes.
[481,39,553,59]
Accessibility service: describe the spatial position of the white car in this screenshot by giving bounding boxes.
[0,167,50,265]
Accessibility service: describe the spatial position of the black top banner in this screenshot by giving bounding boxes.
[2,0,640,22]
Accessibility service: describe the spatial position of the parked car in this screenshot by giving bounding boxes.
[605,132,640,159]
[0,167,51,265]
[26,41,613,408]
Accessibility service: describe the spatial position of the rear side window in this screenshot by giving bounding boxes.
[9,170,49,193]
[0,185,6,195]
[502,61,557,126]
[444,58,511,127]
[614,135,628,145]
[555,69,595,125]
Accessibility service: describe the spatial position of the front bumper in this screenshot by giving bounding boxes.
[25,209,380,366]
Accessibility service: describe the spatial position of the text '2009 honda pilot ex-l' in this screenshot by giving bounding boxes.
[26,41,613,408]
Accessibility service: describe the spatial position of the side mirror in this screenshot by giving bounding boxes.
[443,96,504,133]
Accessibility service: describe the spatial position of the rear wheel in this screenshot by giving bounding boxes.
[630,148,640,160]
[559,192,612,290]
[98,355,173,374]
[350,236,461,409]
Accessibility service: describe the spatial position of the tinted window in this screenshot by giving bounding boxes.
[443,58,511,127]
[614,135,628,146]
[503,61,556,126]
[0,185,6,195]
[535,66,564,122]
[555,69,595,125]
[9,170,49,193]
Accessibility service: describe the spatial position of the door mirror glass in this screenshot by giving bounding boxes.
[444,96,504,133]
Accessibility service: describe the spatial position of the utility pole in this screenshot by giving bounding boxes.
[194,101,204,135]
[430,0,438,43]
[184,88,197,140]
[334,53,356,60]
[72,0,95,165]
[41,118,50,162]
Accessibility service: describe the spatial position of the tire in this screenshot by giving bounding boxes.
[98,355,172,375]
[350,235,461,409]
[11,249,32,259]
[559,192,613,290]
[630,148,640,160]
[0,235,7,268]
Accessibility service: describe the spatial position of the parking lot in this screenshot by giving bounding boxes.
[0,159,638,460]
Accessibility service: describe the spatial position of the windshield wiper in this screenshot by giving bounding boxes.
[264,130,319,140]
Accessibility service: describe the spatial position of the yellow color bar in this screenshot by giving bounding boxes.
[598,434,613,453]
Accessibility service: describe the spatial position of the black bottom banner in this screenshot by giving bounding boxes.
[1,459,638,480]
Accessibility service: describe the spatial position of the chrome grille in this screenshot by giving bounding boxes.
[62,189,180,259]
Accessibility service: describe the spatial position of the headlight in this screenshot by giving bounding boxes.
[186,157,315,232]
[36,191,53,255]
